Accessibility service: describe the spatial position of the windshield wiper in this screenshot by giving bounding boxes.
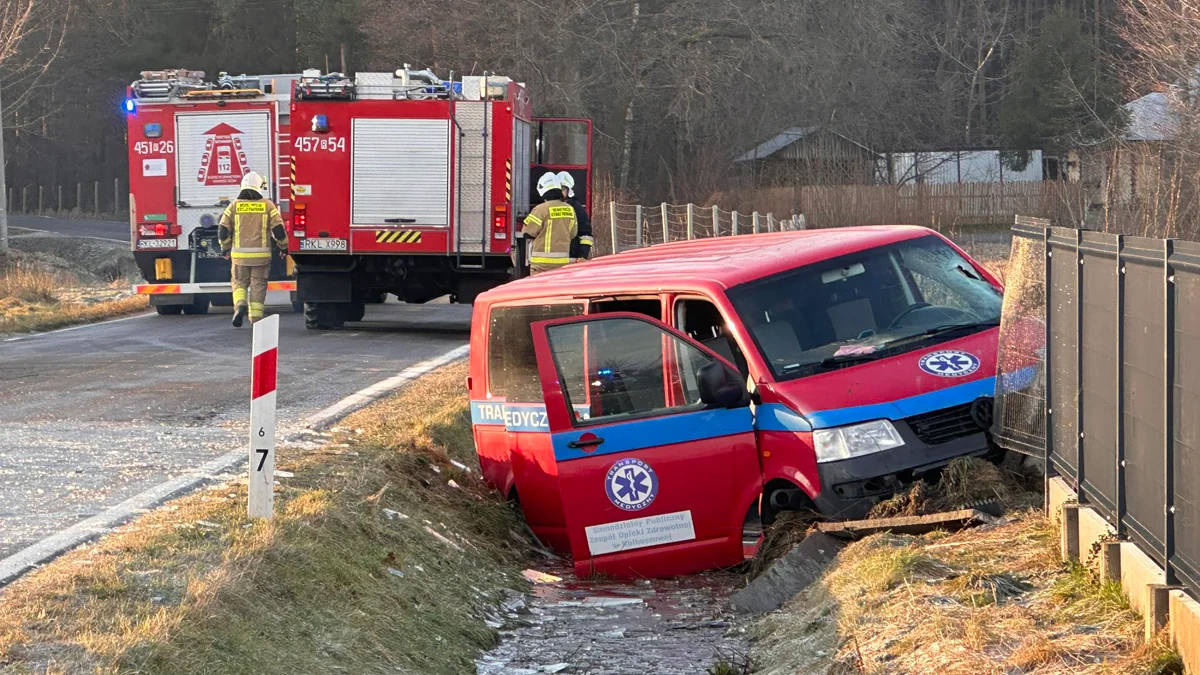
[884,319,1001,348]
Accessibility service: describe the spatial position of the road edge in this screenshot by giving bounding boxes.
[0,343,470,586]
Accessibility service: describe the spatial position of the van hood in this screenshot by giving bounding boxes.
[764,328,1003,430]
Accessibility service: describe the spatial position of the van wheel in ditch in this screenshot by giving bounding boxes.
[363,290,386,304]
[155,305,183,316]
[304,302,346,330]
[182,297,210,315]
[346,301,366,322]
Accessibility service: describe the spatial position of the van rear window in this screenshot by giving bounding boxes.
[488,303,584,402]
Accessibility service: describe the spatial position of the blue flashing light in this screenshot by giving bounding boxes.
[123,98,136,114]
[312,114,329,133]
[598,368,613,376]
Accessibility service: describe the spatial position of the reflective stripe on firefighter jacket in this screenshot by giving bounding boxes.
[219,199,287,267]
[522,200,577,267]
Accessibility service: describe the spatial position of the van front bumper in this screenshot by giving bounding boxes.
[811,425,992,520]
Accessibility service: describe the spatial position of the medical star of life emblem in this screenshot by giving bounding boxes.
[605,458,659,511]
[919,349,981,378]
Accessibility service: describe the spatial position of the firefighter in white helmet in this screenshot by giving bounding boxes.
[219,171,288,327]
[556,171,593,261]
[522,172,578,275]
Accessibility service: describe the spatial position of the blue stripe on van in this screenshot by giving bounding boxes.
[553,407,754,461]
[806,376,996,430]
[755,403,813,432]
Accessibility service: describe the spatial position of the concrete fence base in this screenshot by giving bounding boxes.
[1047,476,1200,666]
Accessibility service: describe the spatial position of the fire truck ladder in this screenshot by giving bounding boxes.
[455,74,490,269]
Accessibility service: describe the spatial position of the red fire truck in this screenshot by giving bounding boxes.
[287,69,593,329]
[125,70,300,314]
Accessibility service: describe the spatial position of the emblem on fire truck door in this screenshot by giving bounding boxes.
[197,123,248,187]
[605,458,659,511]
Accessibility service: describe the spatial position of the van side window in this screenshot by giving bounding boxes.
[546,317,714,424]
[489,303,584,403]
[675,299,748,376]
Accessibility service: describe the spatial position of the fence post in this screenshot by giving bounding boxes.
[38,186,43,216]
[57,185,62,214]
[609,201,618,255]
[752,212,760,234]
[1074,229,1084,505]
[76,183,82,214]
[1043,226,1054,506]
[712,205,720,237]
[635,205,643,249]
[661,202,669,243]
[21,186,27,214]
[732,210,739,235]
[1164,237,1178,586]
[114,178,120,216]
[7,189,12,215]
[93,181,100,218]
[1115,234,1127,538]
[686,204,694,240]
[768,213,776,232]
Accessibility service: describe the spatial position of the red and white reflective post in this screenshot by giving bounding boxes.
[249,314,279,519]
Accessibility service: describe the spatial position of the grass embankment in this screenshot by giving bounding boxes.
[752,460,1184,675]
[0,362,529,674]
[0,261,147,334]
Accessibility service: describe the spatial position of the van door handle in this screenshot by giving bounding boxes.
[567,434,604,451]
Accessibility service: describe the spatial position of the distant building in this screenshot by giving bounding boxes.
[735,126,880,186]
[878,150,1045,185]
[1076,90,1179,206]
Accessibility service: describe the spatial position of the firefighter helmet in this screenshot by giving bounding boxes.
[536,171,560,197]
[556,171,575,198]
[240,171,268,194]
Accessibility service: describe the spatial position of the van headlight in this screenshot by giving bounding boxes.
[812,420,904,463]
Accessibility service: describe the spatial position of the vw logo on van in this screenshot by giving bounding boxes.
[919,350,981,378]
[605,458,659,511]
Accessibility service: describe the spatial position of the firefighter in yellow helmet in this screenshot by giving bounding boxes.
[522,172,578,275]
[219,171,288,327]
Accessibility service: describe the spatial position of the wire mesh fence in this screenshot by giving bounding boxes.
[596,201,806,256]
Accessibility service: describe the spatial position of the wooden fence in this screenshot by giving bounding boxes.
[710,182,1091,231]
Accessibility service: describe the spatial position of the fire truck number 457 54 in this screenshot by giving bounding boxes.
[293,136,346,153]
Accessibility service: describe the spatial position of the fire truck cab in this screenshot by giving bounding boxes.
[125,69,299,314]
[288,69,592,329]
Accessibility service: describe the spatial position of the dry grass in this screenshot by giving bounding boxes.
[0,262,147,334]
[753,509,1178,675]
[0,362,529,675]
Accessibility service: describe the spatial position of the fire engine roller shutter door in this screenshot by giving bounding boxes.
[175,111,274,238]
[352,118,450,228]
[176,112,274,206]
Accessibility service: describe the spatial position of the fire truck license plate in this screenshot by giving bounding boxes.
[136,238,177,249]
[298,238,348,251]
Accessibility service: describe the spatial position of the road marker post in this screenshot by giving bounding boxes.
[249,314,279,519]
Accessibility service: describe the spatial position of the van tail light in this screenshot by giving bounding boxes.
[492,204,509,241]
[138,223,181,238]
[292,203,307,238]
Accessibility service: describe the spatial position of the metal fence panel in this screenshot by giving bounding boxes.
[1079,232,1120,517]
[994,220,1047,456]
[1121,236,1168,560]
[1171,241,1200,595]
[1048,227,1080,481]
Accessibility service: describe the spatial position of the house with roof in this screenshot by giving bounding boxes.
[734,125,881,186]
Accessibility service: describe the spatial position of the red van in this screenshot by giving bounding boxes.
[468,226,1006,578]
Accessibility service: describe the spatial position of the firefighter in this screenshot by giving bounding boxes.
[219,171,288,327]
[523,172,578,275]
[557,171,593,261]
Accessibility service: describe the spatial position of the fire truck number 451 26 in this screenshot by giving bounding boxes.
[134,140,175,155]
[293,137,347,153]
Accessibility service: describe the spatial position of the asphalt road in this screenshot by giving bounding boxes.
[0,301,471,568]
[9,215,129,242]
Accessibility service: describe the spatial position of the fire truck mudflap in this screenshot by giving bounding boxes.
[288,69,592,329]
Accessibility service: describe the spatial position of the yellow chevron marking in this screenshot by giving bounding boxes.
[375,230,423,244]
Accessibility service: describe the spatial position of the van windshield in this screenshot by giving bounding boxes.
[727,235,1002,380]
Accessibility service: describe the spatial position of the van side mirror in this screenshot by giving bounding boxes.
[698,362,749,408]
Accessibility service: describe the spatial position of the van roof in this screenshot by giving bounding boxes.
[481,225,942,303]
